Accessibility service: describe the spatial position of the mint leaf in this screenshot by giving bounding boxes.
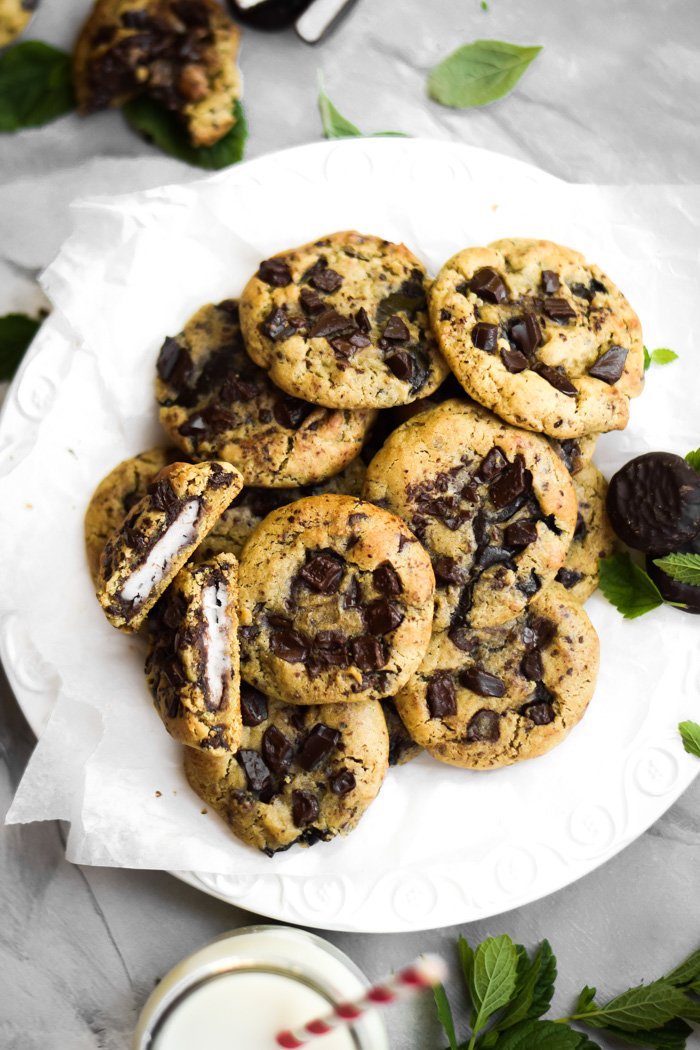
[684,449,700,475]
[574,985,598,1015]
[0,313,41,381]
[123,97,247,170]
[678,721,700,759]
[653,553,700,587]
[574,979,690,1032]
[592,1018,693,1049]
[643,346,652,370]
[491,940,557,1035]
[427,40,542,108]
[0,42,75,132]
[666,949,700,987]
[434,985,458,1050]
[598,553,665,619]
[471,935,519,1037]
[317,79,407,138]
[650,348,678,365]
[491,1019,590,1049]
[458,935,475,992]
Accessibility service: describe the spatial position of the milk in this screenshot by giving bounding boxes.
[133,926,388,1050]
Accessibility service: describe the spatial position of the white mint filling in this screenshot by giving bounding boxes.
[120,500,201,606]
[202,581,231,710]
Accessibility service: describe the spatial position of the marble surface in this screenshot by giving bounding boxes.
[1,1,699,1047]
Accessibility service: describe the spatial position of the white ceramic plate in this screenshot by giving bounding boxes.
[2,139,698,932]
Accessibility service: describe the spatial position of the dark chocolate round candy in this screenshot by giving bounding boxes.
[606,452,700,554]
[646,533,700,615]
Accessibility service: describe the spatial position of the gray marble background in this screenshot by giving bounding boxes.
[1,1,700,1047]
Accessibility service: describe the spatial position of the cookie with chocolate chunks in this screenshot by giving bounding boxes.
[145,553,242,754]
[73,0,242,148]
[394,588,599,769]
[84,447,176,583]
[237,494,435,705]
[381,699,423,766]
[551,463,614,602]
[428,239,644,438]
[239,231,450,410]
[184,696,388,854]
[96,460,242,632]
[157,301,375,488]
[362,399,577,630]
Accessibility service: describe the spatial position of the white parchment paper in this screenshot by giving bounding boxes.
[2,140,699,881]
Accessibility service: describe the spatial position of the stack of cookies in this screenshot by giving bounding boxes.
[86,231,644,855]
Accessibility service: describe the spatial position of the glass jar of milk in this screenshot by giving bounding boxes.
[133,925,389,1050]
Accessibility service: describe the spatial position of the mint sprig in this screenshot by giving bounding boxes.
[123,97,247,170]
[678,721,700,759]
[318,75,407,139]
[598,553,665,619]
[653,553,700,587]
[644,346,679,370]
[0,42,75,132]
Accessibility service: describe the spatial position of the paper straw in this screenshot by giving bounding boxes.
[275,953,448,1048]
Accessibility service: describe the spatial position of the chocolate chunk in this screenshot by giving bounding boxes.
[523,615,556,650]
[606,452,700,554]
[157,337,192,387]
[363,599,404,635]
[440,308,452,321]
[471,322,498,352]
[569,282,593,302]
[533,363,578,397]
[348,331,372,348]
[427,675,457,718]
[448,626,477,653]
[590,278,608,295]
[262,725,294,774]
[292,789,319,827]
[541,270,561,294]
[297,723,341,771]
[312,631,348,667]
[269,628,308,663]
[469,267,509,304]
[149,477,178,515]
[433,556,468,585]
[645,532,700,614]
[236,750,271,794]
[490,455,528,509]
[475,447,507,483]
[508,314,543,357]
[268,614,291,629]
[355,307,371,333]
[343,577,362,609]
[257,257,292,287]
[520,701,555,724]
[521,649,543,681]
[588,344,628,384]
[385,351,413,381]
[240,683,268,727]
[574,512,588,542]
[544,297,577,324]
[330,337,357,360]
[310,267,343,293]
[349,635,387,671]
[555,567,583,589]
[329,769,356,796]
[459,666,506,697]
[383,315,410,342]
[261,306,295,341]
[503,520,539,548]
[222,374,258,402]
[273,396,313,429]
[466,709,501,742]
[373,561,402,595]
[476,546,513,570]
[298,551,345,593]
[308,309,354,339]
[501,348,529,373]
[299,287,326,315]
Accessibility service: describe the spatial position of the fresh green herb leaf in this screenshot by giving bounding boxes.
[666,949,700,988]
[651,348,678,365]
[490,1019,590,1049]
[317,78,407,138]
[643,346,652,370]
[434,984,459,1050]
[574,986,597,1015]
[0,313,41,381]
[470,935,519,1038]
[427,40,542,109]
[0,42,75,132]
[493,941,558,1035]
[590,1018,693,1049]
[653,553,700,587]
[123,97,247,170]
[684,449,700,475]
[458,935,475,992]
[678,721,700,759]
[598,553,665,619]
[481,0,489,9]
[572,979,690,1033]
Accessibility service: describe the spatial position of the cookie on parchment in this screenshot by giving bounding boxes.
[362,399,577,630]
[239,231,450,410]
[394,588,599,770]
[184,693,389,854]
[96,460,242,632]
[145,553,242,755]
[552,463,614,602]
[157,301,375,488]
[237,494,435,706]
[428,238,644,438]
[74,0,241,147]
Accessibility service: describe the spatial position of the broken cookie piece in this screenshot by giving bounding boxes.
[96,459,243,632]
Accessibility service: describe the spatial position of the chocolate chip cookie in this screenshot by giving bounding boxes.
[96,460,242,632]
[145,553,241,754]
[84,447,174,583]
[237,494,435,705]
[394,588,599,769]
[184,693,389,854]
[239,231,450,410]
[362,399,577,630]
[429,238,644,438]
[74,0,241,147]
[157,301,375,488]
[552,463,614,601]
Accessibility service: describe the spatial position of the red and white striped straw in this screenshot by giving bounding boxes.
[275,953,447,1048]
